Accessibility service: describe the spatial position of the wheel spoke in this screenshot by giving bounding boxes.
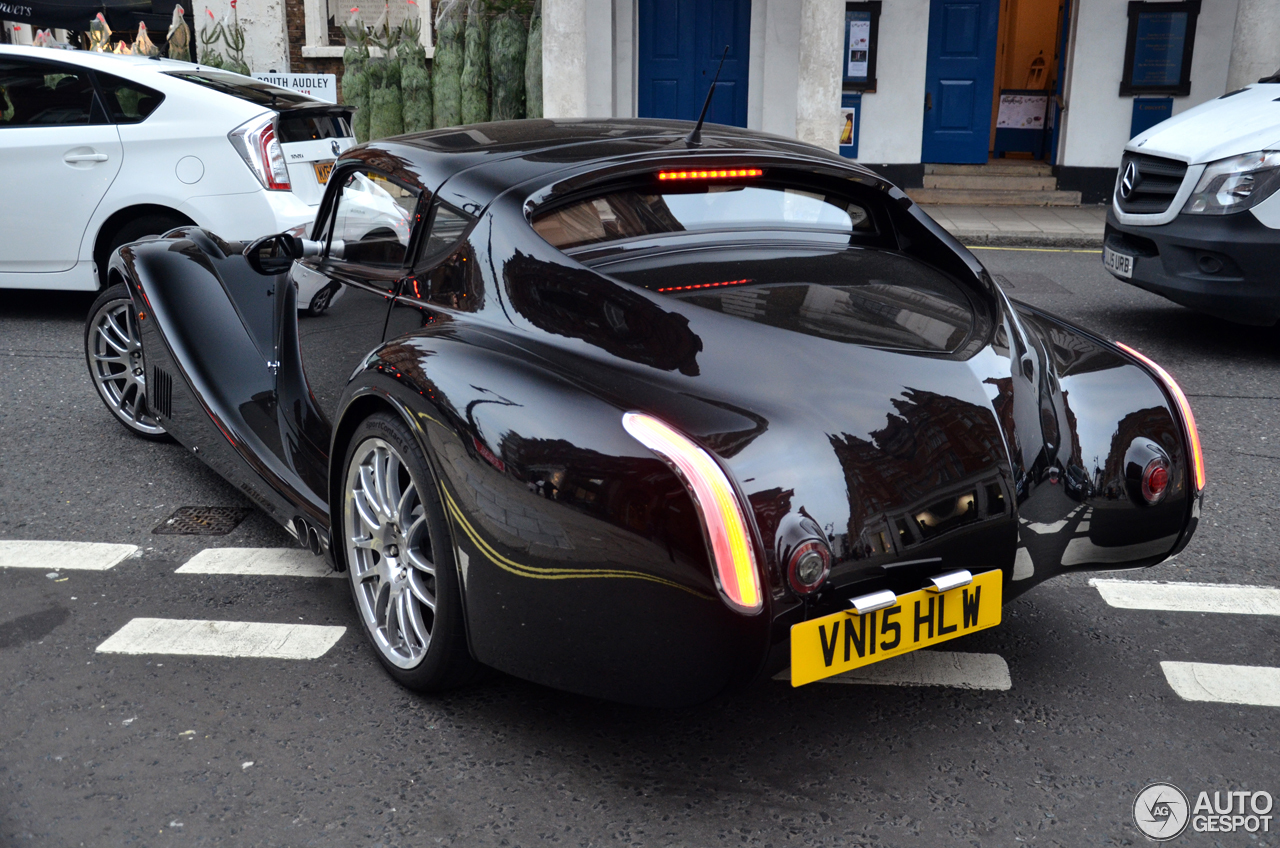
[406,540,434,577]
[402,589,430,650]
[96,323,129,354]
[130,386,146,422]
[93,351,125,365]
[352,488,380,532]
[382,453,404,518]
[359,464,383,518]
[395,485,417,530]
[408,570,436,610]
[95,369,126,385]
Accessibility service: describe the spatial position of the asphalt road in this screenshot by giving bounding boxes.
[2,247,1278,848]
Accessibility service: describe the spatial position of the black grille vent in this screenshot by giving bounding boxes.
[150,365,173,419]
[1115,152,1189,214]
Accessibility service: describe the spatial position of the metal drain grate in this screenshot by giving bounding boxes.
[152,506,253,536]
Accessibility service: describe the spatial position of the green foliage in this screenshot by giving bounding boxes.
[341,22,371,143]
[488,7,525,121]
[367,57,405,140]
[460,0,490,124]
[525,0,542,119]
[398,17,432,134]
[432,0,464,128]
[198,20,226,69]
[220,15,249,75]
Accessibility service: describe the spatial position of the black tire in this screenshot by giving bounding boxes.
[339,412,481,691]
[96,213,188,289]
[84,283,169,441]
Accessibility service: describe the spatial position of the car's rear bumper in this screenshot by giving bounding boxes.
[183,189,319,243]
[1103,209,1280,325]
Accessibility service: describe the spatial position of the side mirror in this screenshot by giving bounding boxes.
[244,233,322,275]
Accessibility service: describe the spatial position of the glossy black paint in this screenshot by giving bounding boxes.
[107,119,1200,706]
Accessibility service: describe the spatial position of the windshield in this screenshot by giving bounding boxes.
[165,70,315,107]
[532,182,875,250]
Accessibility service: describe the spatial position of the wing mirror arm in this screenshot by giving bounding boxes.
[244,233,326,275]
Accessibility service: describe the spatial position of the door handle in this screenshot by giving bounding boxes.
[924,92,933,112]
[64,152,109,163]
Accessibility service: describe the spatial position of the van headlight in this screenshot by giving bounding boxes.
[1182,151,1280,215]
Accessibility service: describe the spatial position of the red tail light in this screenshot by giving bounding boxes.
[1115,342,1205,492]
[622,412,762,614]
[657,168,762,181]
[1142,459,1170,504]
[229,113,292,191]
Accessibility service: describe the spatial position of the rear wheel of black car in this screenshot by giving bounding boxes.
[84,283,168,440]
[341,412,479,691]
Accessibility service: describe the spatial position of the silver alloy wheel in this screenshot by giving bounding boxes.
[344,437,437,668]
[88,298,165,436]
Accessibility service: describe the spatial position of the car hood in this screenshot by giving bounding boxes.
[1128,83,1280,165]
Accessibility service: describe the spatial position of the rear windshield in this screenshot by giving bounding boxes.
[532,181,875,250]
[597,246,974,353]
[165,70,315,107]
[278,112,352,143]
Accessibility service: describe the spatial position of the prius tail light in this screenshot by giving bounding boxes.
[1115,342,1205,492]
[229,113,292,191]
[622,412,763,614]
[657,168,763,181]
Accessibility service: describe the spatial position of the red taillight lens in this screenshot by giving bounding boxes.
[228,113,292,192]
[787,540,830,595]
[657,168,763,181]
[1115,342,1205,492]
[622,412,762,614]
[1142,459,1170,504]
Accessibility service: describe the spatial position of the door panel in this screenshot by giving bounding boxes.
[922,0,1000,164]
[637,0,751,128]
[0,58,120,273]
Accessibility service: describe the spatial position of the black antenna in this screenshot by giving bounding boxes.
[686,45,730,148]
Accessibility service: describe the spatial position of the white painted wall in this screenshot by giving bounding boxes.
[194,0,290,72]
[1227,0,1280,91]
[1060,0,1238,169]
[855,0,929,163]
[757,0,801,138]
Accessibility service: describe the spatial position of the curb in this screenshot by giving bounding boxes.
[944,230,1104,250]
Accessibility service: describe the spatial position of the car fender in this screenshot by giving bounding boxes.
[332,327,770,707]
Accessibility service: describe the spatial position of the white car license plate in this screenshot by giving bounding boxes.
[1104,246,1134,279]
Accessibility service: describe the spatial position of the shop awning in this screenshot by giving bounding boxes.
[2,0,190,37]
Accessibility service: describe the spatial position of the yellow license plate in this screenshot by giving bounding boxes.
[789,569,1002,686]
[314,160,335,184]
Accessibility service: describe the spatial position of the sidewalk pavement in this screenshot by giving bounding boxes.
[917,204,1107,249]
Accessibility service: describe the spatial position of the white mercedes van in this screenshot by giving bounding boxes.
[1103,70,1280,324]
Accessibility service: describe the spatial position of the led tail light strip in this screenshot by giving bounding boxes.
[656,278,753,294]
[657,168,763,181]
[622,412,763,614]
[1115,342,1205,491]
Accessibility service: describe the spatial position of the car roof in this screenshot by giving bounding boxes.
[1,44,198,76]
[354,119,892,209]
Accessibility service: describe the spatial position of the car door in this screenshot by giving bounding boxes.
[0,55,123,274]
[289,166,423,432]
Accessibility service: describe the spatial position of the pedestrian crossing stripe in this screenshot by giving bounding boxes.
[96,618,345,659]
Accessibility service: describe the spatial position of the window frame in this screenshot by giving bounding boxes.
[314,163,427,272]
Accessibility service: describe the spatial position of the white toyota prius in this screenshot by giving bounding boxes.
[0,45,354,292]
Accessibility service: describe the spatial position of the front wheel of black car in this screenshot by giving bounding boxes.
[84,283,168,441]
[341,413,480,691]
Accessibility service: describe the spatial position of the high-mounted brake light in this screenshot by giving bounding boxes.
[1115,342,1205,491]
[657,168,763,181]
[622,412,762,614]
[657,278,752,294]
[229,113,292,191]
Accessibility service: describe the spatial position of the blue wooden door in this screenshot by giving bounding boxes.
[638,0,751,128]
[921,0,1000,163]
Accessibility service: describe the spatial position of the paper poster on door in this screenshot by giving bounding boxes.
[847,17,870,79]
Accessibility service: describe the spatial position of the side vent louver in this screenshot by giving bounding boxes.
[150,365,173,420]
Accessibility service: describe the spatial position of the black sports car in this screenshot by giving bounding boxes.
[86,119,1203,706]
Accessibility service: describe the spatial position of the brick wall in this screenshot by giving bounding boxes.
[283,0,344,100]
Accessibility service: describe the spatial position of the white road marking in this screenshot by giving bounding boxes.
[96,618,345,659]
[1020,519,1067,535]
[1161,662,1280,708]
[0,540,137,571]
[176,547,339,579]
[776,651,1011,690]
[1077,521,1090,532]
[1012,547,1034,581]
[1090,579,1280,616]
